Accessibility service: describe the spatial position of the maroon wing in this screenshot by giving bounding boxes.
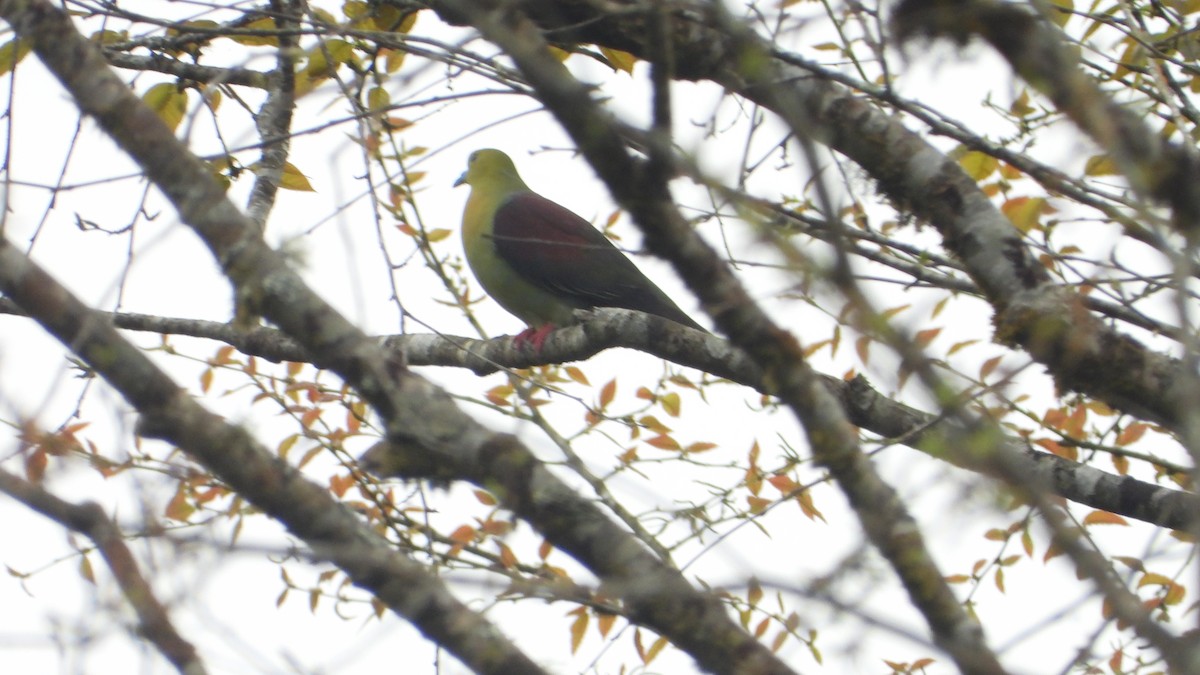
[492,192,704,331]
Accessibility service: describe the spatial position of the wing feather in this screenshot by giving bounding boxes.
[492,192,704,330]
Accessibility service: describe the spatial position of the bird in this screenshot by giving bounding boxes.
[454,149,705,350]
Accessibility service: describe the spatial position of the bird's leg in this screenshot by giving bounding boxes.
[513,323,557,351]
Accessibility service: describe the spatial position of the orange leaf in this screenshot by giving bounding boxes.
[1083,511,1128,526]
[914,327,941,347]
[599,379,617,409]
[564,366,589,385]
[767,474,799,493]
[855,336,871,364]
[569,610,588,653]
[1115,422,1148,446]
[24,448,47,483]
[449,525,477,544]
[646,435,680,451]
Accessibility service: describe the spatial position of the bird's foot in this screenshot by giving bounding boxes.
[513,324,556,351]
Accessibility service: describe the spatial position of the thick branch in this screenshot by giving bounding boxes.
[0,4,795,674]
[441,1,1005,671]
[421,0,1195,438]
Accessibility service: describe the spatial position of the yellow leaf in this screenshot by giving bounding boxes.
[1137,572,1174,588]
[165,486,194,522]
[947,339,978,355]
[959,150,998,180]
[1084,154,1119,176]
[1010,89,1035,117]
[599,46,636,74]
[367,86,390,113]
[228,17,279,46]
[279,162,316,191]
[645,635,668,663]
[1046,0,1073,26]
[979,355,1002,380]
[384,48,407,73]
[0,37,32,75]
[747,577,763,606]
[143,82,188,132]
[79,556,95,584]
[661,392,681,417]
[1001,196,1051,233]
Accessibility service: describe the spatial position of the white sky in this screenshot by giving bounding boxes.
[0,2,1190,674]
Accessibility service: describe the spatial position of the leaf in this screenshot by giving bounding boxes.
[855,335,870,364]
[599,378,617,409]
[79,556,95,584]
[747,577,763,606]
[564,366,589,385]
[660,392,681,417]
[1001,196,1051,233]
[24,447,47,482]
[0,38,31,75]
[645,434,680,451]
[165,486,194,522]
[914,327,941,347]
[228,17,279,46]
[599,46,636,74]
[1084,154,1119,176]
[497,542,517,569]
[979,355,1003,380]
[959,150,998,180]
[796,489,826,522]
[367,86,390,113]
[142,82,188,132]
[597,611,616,637]
[1046,0,1074,26]
[449,525,476,544]
[645,635,668,663]
[1083,511,1128,526]
[569,608,588,653]
[1115,422,1148,446]
[279,162,316,191]
[425,228,451,242]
